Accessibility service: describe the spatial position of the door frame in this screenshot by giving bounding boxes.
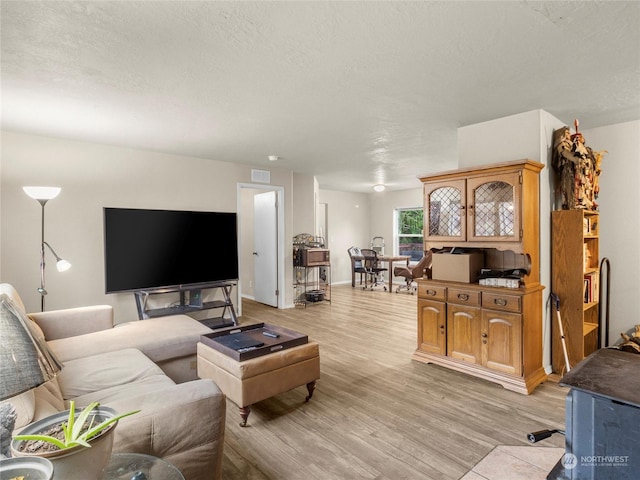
[237,183,286,312]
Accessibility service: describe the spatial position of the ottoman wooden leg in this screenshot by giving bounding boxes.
[305,380,316,402]
[239,405,251,427]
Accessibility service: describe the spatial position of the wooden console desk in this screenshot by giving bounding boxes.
[351,255,410,292]
[379,255,410,292]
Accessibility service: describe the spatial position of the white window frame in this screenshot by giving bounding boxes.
[394,207,424,260]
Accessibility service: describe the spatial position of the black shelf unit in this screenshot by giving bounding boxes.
[292,234,331,308]
[134,281,238,328]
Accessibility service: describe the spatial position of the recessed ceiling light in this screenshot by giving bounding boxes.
[373,184,385,192]
[268,155,279,162]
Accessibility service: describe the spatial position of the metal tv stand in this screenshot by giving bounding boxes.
[134,281,238,328]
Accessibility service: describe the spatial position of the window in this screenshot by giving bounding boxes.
[395,208,424,261]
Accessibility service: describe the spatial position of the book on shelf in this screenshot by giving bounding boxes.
[583,215,599,235]
[583,271,599,303]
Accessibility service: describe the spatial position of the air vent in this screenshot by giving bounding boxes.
[251,169,271,183]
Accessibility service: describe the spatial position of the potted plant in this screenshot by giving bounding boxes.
[10,401,138,480]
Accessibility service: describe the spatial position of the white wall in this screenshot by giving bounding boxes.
[583,120,640,342]
[369,187,423,257]
[292,172,317,236]
[319,187,424,286]
[318,189,370,285]
[0,131,298,320]
[458,110,544,166]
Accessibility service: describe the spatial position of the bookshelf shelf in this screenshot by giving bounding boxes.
[583,323,598,335]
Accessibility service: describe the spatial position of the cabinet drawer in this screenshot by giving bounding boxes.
[447,288,481,306]
[482,292,521,313]
[417,284,446,301]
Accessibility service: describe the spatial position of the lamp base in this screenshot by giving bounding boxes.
[0,403,17,458]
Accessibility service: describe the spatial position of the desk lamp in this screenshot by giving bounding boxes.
[23,186,72,312]
[0,293,63,457]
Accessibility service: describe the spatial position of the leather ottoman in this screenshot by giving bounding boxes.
[197,340,320,426]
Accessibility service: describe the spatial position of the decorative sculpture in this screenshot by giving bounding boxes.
[552,119,606,210]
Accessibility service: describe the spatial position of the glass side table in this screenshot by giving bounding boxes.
[102,453,185,480]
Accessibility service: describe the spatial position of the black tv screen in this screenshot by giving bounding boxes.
[103,207,239,293]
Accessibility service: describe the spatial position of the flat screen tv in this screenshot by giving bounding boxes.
[103,207,239,293]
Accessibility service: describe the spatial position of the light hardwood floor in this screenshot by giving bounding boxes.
[219,284,567,480]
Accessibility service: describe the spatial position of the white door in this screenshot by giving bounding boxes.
[253,191,278,307]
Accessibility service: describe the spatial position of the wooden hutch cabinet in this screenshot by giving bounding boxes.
[417,283,447,355]
[415,160,546,394]
[424,170,525,244]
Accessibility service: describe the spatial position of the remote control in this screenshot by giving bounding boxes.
[237,346,257,353]
[263,331,279,338]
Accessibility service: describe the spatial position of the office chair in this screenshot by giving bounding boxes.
[371,236,385,255]
[347,246,366,287]
[393,252,432,294]
[361,248,387,291]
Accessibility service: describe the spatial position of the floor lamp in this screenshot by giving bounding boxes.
[22,186,71,312]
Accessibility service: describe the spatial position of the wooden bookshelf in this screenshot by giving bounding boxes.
[551,209,600,374]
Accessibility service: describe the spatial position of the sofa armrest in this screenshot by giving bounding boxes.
[109,379,226,480]
[29,305,115,340]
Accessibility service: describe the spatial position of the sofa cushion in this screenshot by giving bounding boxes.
[32,380,66,421]
[29,305,114,340]
[48,315,211,364]
[71,375,175,408]
[57,348,170,400]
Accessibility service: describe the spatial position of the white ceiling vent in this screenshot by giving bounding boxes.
[251,169,271,184]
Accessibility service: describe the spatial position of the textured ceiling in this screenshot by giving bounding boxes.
[2,1,639,192]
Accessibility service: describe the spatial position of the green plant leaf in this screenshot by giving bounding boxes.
[70,401,100,441]
[81,409,140,442]
[12,434,67,450]
[68,438,92,448]
[14,402,140,451]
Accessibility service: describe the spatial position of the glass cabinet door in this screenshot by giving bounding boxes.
[467,172,521,242]
[424,179,466,241]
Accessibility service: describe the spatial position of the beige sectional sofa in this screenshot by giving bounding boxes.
[0,283,226,480]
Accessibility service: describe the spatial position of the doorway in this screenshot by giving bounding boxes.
[237,183,286,313]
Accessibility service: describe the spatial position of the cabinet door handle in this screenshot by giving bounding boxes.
[481,332,488,344]
[439,325,445,333]
[494,298,508,307]
[426,289,437,296]
[457,293,469,301]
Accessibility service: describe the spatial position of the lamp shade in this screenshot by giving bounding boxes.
[22,186,61,201]
[0,294,62,401]
[43,242,72,272]
[56,259,72,272]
